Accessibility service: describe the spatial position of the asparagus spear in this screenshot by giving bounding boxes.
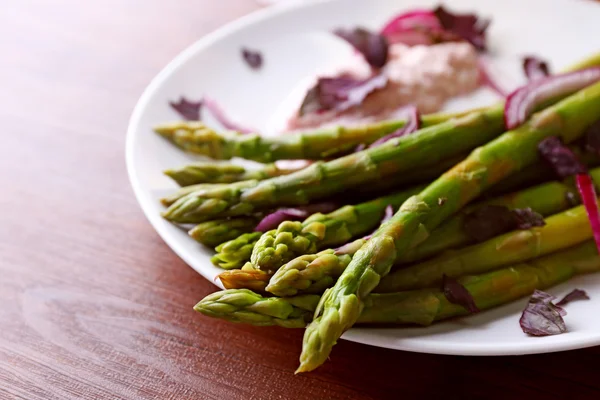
[396,168,600,264]
[163,106,507,223]
[194,240,600,327]
[154,110,467,162]
[298,82,600,372]
[211,232,262,269]
[266,239,366,297]
[377,203,594,292]
[165,162,303,186]
[218,268,270,292]
[249,185,425,272]
[189,217,260,248]
[160,183,230,206]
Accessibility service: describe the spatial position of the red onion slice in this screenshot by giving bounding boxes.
[504,67,600,130]
[203,97,255,134]
[369,105,420,147]
[380,10,441,37]
[576,173,600,252]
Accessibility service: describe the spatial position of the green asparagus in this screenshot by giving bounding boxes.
[378,203,594,292]
[189,217,260,248]
[161,183,229,206]
[154,110,469,162]
[163,106,506,223]
[298,82,600,372]
[396,167,600,264]
[194,240,600,327]
[266,239,366,297]
[218,268,270,292]
[249,185,425,272]
[211,232,262,269]
[165,161,303,186]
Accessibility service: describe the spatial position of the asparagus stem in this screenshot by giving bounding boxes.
[194,240,600,327]
[165,162,303,186]
[189,217,261,248]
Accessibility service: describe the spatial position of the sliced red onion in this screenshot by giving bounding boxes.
[478,57,509,98]
[253,202,339,232]
[369,105,420,147]
[523,56,550,81]
[381,204,394,224]
[380,9,441,37]
[576,173,600,253]
[203,97,255,134]
[253,209,309,232]
[504,67,600,130]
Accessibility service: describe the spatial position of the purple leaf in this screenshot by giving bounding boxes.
[463,205,545,242]
[583,120,600,155]
[441,274,479,313]
[520,290,567,336]
[512,208,546,229]
[169,97,203,120]
[538,136,587,178]
[556,289,590,306]
[433,6,490,51]
[463,205,520,242]
[369,105,420,148]
[254,209,308,233]
[299,74,388,116]
[334,27,389,69]
[523,56,551,81]
[253,202,339,233]
[241,47,263,70]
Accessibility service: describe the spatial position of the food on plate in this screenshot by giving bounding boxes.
[194,241,598,329]
[151,2,600,373]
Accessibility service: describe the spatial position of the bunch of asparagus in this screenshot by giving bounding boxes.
[155,53,600,373]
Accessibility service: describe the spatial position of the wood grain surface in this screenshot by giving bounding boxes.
[2,1,600,399]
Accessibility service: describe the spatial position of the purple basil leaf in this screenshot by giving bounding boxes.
[441,274,479,313]
[369,105,420,147]
[520,289,567,336]
[169,97,203,120]
[254,209,308,232]
[538,136,587,178]
[556,289,590,306]
[512,208,546,229]
[433,6,490,51]
[463,205,518,242]
[584,120,600,155]
[334,27,389,69]
[241,47,263,70]
[299,74,388,116]
[523,56,551,81]
[253,202,338,233]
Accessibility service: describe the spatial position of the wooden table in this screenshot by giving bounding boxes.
[2,1,600,398]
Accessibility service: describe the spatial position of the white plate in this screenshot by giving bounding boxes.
[127,0,600,355]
